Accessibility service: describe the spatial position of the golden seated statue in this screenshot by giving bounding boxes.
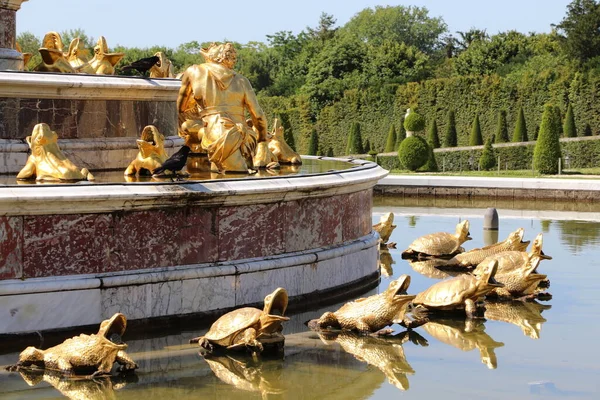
[124,125,169,176]
[17,123,94,182]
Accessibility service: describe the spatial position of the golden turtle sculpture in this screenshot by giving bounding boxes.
[308,275,425,333]
[7,313,137,376]
[412,259,503,317]
[190,287,289,355]
[479,255,549,300]
[402,220,471,259]
[474,233,551,276]
[441,228,530,269]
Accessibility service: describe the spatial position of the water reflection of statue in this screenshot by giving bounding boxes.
[177,42,268,173]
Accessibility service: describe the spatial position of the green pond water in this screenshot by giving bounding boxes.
[1,196,599,399]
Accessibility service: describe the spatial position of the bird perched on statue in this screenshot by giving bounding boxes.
[152,146,191,176]
[121,55,160,76]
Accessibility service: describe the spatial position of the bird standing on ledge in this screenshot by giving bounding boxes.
[121,56,160,76]
[152,146,191,176]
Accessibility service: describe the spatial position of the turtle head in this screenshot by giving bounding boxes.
[98,313,127,342]
[531,233,552,260]
[475,259,504,295]
[507,228,530,251]
[263,287,288,317]
[456,220,472,243]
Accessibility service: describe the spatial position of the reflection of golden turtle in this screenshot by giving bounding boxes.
[191,288,289,355]
[402,220,471,259]
[412,259,503,317]
[9,313,137,376]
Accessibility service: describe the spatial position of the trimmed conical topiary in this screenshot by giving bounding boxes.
[583,123,593,137]
[308,129,319,156]
[397,121,407,148]
[469,115,483,146]
[427,120,440,149]
[443,110,457,147]
[280,114,296,151]
[422,144,438,172]
[384,125,397,152]
[398,135,429,171]
[533,104,562,174]
[495,110,509,143]
[479,138,496,170]
[346,122,364,154]
[364,139,371,153]
[512,107,528,142]
[563,103,577,138]
[326,147,334,157]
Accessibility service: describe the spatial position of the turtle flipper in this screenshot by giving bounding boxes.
[116,350,138,371]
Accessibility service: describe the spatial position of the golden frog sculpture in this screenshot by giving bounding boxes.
[203,353,285,397]
[190,288,289,355]
[484,300,551,339]
[15,42,32,71]
[421,317,504,369]
[267,118,302,165]
[441,228,530,269]
[15,368,131,400]
[33,31,76,73]
[319,330,423,391]
[124,125,169,176]
[87,36,124,75]
[66,37,95,74]
[7,313,137,376]
[412,259,503,318]
[17,123,94,181]
[309,275,425,333]
[373,212,397,247]
[402,220,471,260]
[149,51,175,78]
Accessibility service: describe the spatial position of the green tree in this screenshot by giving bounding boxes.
[563,103,577,137]
[384,125,397,152]
[279,113,297,151]
[583,123,593,136]
[533,104,562,174]
[326,147,334,157]
[398,136,429,171]
[308,129,319,155]
[306,12,338,43]
[495,110,509,143]
[364,139,372,153]
[469,115,483,145]
[554,106,564,137]
[512,107,528,142]
[479,138,496,170]
[443,110,457,147]
[346,122,364,154]
[60,28,95,51]
[555,0,600,63]
[427,119,440,148]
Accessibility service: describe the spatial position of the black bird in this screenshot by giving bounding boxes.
[121,56,160,76]
[152,146,191,176]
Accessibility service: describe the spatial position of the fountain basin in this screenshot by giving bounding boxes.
[0,157,387,335]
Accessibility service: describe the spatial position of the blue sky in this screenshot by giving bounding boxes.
[17,0,573,48]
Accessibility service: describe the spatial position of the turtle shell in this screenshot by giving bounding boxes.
[476,252,528,275]
[413,274,477,308]
[408,232,461,256]
[204,307,263,346]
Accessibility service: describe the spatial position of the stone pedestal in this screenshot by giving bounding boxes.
[0,0,29,71]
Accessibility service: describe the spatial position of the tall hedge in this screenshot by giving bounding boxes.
[384,125,397,152]
[469,115,483,146]
[495,110,509,143]
[308,129,319,155]
[444,110,457,147]
[427,119,440,148]
[533,104,562,174]
[512,107,528,142]
[564,103,577,138]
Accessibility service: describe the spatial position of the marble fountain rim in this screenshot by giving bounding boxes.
[0,157,389,215]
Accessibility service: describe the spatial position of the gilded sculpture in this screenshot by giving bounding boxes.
[33,32,76,73]
[309,275,426,333]
[373,212,397,247]
[319,330,419,391]
[17,123,94,181]
[267,118,302,165]
[190,287,289,355]
[402,220,471,259]
[480,255,550,300]
[87,36,124,75]
[66,37,94,74]
[421,318,504,369]
[15,42,32,70]
[177,42,271,173]
[441,228,530,269]
[412,259,503,317]
[149,51,175,78]
[484,300,551,339]
[7,313,137,376]
[379,247,395,277]
[124,125,169,176]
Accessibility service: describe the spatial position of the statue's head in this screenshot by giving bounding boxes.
[201,43,237,69]
[29,123,58,149]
